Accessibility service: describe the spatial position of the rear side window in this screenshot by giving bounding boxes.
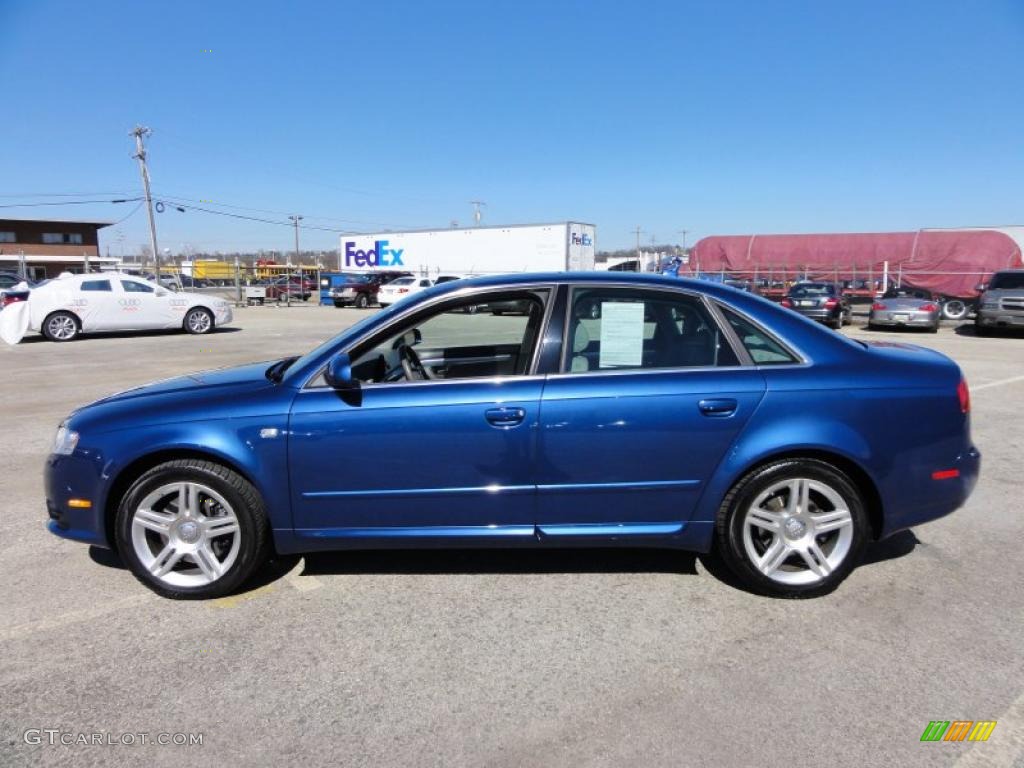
[720,308,799,365]
[563,288,739,373]
[80,279,112,292]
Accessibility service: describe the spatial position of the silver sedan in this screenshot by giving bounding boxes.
[868,288,941,332]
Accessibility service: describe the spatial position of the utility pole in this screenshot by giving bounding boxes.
[677,229,690,251]
[469,200,486,226]
[633,226,645,272]
[288,215,303,307]
[131,125,160,272]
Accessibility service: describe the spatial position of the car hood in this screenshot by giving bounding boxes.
[93,361,274,405]
[983,289,1024,300]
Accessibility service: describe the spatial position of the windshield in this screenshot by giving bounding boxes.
[989,273,1024,290]
[389,277,415,286]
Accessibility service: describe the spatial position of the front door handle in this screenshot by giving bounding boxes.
[485,407,526,428]
[698,398,737,417]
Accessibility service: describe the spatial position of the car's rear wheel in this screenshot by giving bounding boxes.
[355,293,369,309]
[115,460,269,599]
[42,311,80,342]
[184,307,214,334]
[715,459,868,598]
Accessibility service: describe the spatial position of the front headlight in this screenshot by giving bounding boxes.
[53,424,79,456]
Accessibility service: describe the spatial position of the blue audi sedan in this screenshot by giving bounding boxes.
[45,273,979,599]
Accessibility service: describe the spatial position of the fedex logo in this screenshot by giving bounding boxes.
[344,240,405,268]
[571,232,593,247]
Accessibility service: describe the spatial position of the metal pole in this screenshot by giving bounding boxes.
[288,215,303,307]
[131,126,160,274]
[234,256,242,305]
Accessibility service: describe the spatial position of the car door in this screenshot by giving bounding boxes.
[535,285,767,537]
[116,278,175,328]
[288,287,552,540]
[73,277,118,331]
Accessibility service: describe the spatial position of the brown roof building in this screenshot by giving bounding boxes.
[0,217,117,280]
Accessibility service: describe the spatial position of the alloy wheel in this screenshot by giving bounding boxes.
[741,477,854,585]
[130,481,241,588]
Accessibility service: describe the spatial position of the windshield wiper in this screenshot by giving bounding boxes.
[266,356,299,383]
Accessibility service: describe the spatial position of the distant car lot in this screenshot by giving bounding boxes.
[1,305,1021,767]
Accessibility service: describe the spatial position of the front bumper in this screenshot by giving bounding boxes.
[44,451,111,548]
[976,308,1024,328]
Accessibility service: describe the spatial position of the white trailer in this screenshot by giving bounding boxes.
[337,222,596,277]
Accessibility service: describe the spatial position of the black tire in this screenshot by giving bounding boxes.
[42,311,81,342]
[828,315,842,330]
[333,301,344,308]
[183,307,214,335]
[492,310,503,316]
[355,293,369,309]
[115,459,270,600]
[713,459,869,598]
[975,322,993,337]
[928,323,940,334]
[866,321,877,331]
[465,304,480,315]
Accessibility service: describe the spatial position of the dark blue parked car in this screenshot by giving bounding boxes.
[45,273,979,599]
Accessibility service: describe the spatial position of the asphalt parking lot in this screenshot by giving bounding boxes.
[1,305,1022,768]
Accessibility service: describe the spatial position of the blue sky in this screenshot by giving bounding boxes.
[1,0,1022,254]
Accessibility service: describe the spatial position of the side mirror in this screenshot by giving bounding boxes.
[325,352,358,390]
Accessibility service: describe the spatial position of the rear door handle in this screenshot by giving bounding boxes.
[698,398,737,417]
[485,407,526,427]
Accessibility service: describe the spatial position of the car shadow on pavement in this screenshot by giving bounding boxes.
[89,530,919,597]
[17,327,242,344]
[298,548,701,577]
[954,323,1024,337]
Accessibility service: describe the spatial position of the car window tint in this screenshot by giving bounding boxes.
[349,290,550,383]
[990,273,1024,290]
[80,279,112,292]
[719,308,799,365]
[563,288,739,373]
[121,280,154,293]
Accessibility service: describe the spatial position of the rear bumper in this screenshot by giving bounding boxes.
[869,312,938,327]
[792,308,839,322]
[880,445,981,537]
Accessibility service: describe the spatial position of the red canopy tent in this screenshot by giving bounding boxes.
[690,228,1024,298]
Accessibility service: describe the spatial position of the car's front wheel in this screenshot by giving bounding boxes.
[115,460,269,599]
[184,307,214,335]
[355,293,369,309]
[715,459,869,598]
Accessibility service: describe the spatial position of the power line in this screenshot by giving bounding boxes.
[0,198,142,209]
[0,191,139,199]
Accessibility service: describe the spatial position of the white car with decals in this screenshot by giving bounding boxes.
[12,273,233,342]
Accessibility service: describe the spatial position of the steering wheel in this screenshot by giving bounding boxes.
[399,343,435,381]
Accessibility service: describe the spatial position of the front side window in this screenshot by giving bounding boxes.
[563,288,739,373]
[121,280,154,293]
[0,231,16,243]
[347,290,550,384]
[80,279,112,292]
[719,307,799,365]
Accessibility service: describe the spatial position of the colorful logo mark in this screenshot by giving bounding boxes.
[920,721,996,742]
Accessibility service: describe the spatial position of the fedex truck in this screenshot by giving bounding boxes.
[337,222,596,277]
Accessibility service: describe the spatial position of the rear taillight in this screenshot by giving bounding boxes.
[780,299,793,308]
[1,294,24,308]
[824,298,839,309]
[919,303,939,312]
[398,288,409,294]
[871,302,886,311]
[957,378,970,414]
